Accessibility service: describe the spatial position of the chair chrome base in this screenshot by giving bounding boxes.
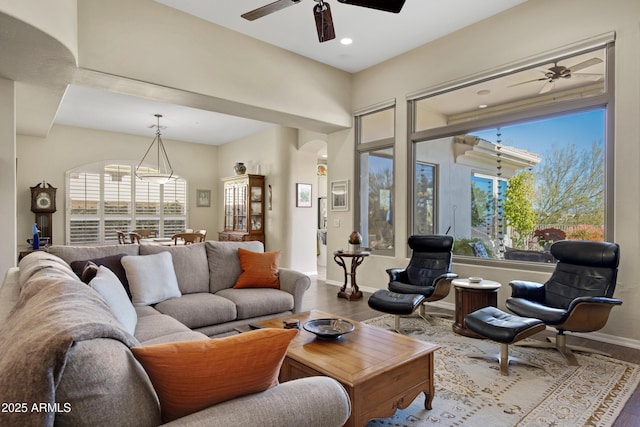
[392,305,452,333]
[514,333,610,366]
[467,343,543,376]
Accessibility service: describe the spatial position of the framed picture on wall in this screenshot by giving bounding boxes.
[330,180,349,211]
[296,183,312,208]
[196,189,211,207]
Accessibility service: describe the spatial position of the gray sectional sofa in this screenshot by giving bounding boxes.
[0,241,351,427]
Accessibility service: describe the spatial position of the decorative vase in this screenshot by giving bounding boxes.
[234,162,246,175]
[348,231,363,252]
[32,223,40,250]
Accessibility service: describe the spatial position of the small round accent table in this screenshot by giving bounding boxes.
[452,278,502,338]
[333,250,369,301]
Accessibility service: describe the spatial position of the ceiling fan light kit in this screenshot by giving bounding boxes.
[242,0,406,43]
[510,57,603,94]
[314,1,336,42]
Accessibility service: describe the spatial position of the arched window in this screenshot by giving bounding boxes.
[66,161,187,245]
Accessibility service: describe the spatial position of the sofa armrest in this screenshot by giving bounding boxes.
[278,268,311,313]
[162,377,351,427]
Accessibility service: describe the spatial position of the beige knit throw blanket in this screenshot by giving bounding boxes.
[0,275,139,427]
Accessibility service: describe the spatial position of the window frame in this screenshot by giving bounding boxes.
[407,41,615,270]
[66,160,188,245]
[355,104,396,256]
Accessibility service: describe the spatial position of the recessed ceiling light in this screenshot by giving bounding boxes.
[478,104,488,109]
[340,38,353,45]
[477,89,491,96]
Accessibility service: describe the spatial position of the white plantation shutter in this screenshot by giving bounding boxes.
[163,180,187,237]
[66,162,188,245]
[68,171,101,244]
[103,165,132,243]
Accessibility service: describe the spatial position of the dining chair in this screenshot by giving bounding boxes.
[171,232,205,245]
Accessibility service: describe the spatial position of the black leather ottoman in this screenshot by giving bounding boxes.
[464,306,545,375]
[368,290,425,332]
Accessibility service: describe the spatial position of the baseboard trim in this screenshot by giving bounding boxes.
[323,281,640,350]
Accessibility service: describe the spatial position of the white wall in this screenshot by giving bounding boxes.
[0,0,78,60]
[76,0,352,134]
[217,126,319,273]
[339,0,640,341]
[16,125,219,248]
[0,79,16,276]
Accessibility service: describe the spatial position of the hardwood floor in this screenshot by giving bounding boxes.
[303,274,640,427]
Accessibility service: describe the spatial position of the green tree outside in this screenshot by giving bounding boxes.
[504,171,536,248]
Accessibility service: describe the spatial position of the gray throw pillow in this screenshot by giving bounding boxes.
[89,266,137,335]
[121,252,181,307]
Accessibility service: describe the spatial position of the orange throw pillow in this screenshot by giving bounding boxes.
[234,248,280,289]
[132,328,297,422]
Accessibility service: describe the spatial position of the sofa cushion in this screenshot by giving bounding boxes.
[122,252,181,306]
[135,312,196,344]
[234,248,280,289]
[48,244,139,264]
[216,288,294,319]
[131,328,297,422]
[89,266,137,335]
[206,241,264,293]
[70,253,131,297]
[154,293,237,329]
[55,339,161,427]
[139,243,209,294]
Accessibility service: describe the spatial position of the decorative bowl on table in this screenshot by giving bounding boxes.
[303,318,355,340]
[468,277,483,283]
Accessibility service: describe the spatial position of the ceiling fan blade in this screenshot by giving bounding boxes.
[572,72,604,81]
[539,81,555,94]
[508,77,547,88]
[337,0,406,13]
[568,57,602,73]
[241,0,301,21]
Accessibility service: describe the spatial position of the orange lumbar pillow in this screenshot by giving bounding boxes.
[234,248,280,289]
[132,328,297,422]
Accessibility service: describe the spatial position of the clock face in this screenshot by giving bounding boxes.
[36,192,51,209]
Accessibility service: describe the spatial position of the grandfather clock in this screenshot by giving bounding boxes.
[30,182,57,245]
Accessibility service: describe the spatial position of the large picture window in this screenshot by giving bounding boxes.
[409,40,613,264]
[67,161,187,245]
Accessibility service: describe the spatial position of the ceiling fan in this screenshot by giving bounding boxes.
[510,57,603,94]
[242,0,407,43]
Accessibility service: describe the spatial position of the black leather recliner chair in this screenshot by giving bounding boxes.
[385,235,458,323]
[505,240,622,365]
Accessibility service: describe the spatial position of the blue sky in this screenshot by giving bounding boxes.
[469,108,605,159]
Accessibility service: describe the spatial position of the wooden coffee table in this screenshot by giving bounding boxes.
[256,310,439,427]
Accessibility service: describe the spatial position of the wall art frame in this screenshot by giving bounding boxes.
[296,183,312,208]
[196,189,211,207]
[330,180,349,211]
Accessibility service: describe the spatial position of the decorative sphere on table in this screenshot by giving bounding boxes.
[348,231,362,245]
[348,231,362,251]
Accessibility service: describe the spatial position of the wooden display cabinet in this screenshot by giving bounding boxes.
[218,174,265,244]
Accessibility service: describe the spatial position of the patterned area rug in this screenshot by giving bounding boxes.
[363,315,640,427]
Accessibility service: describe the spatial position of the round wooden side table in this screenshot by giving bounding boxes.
[333,250,370,301]
[452,278,502,338]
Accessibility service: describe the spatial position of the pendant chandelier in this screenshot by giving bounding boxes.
[135,114,175,184]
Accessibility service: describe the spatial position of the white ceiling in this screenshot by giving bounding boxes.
[54,0,529,146]
[155,0,528,73]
